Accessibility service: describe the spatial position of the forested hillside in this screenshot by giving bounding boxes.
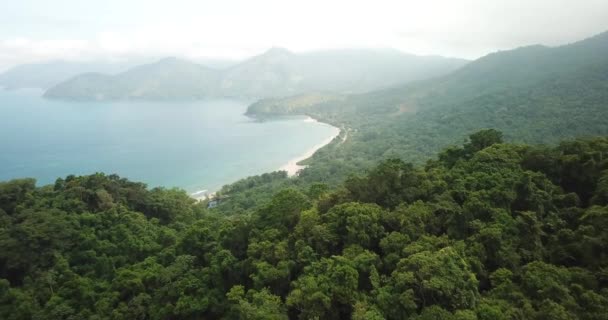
[234,31,608,212]
[1,131,608,319]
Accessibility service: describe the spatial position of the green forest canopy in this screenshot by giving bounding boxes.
[2,131,608,319]
[3,30,608,320]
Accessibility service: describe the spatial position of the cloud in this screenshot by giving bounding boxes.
[1,0,608,70]
[0,38,92,70]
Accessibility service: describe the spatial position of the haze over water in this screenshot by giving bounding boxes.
[0,89,338,192]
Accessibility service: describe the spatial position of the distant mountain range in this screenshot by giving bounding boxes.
[0,58,240,91]
[279,30,608,124]
[0,61,138,90]
[41,48,468,100]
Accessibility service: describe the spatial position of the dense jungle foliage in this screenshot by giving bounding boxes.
[2,130,608,319]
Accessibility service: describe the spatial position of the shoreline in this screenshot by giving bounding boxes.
[279,116,341,176]
[190,115,341,201]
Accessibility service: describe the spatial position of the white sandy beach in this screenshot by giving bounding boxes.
[190,117,340,200]
[279,117,341,176]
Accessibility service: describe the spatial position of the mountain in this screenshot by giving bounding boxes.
[217,47,303,97]
[405,31,608,110]
[44,57,221,100]
[295,49,469,92]
[44,48,468,100]
[219,47,467,97]
[242,30,608,191]
[0,60,135,90]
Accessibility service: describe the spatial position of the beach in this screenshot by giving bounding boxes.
[189,116,340,200]
[279,117,341,176]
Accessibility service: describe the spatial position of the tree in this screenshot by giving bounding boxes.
[0,178,36,215]
[465,129,504,154]
[393,246,479,310]
[255,189,311,232]
[226,286,288,320]
[325,202,385,251]
[287,257,359,319]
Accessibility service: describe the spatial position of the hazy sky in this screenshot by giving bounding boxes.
[1,0,608,70]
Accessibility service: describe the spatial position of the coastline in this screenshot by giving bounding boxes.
[279,116,341,176]
[190,115,340,201]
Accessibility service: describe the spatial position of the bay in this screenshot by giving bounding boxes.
[0,89,338,193]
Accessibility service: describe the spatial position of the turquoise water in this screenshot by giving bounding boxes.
[0,89,338,193]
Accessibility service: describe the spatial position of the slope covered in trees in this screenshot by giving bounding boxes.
[247,31,608,161]
[2,131,608,319]
[235,31,608,212]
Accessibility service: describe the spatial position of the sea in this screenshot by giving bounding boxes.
[0,88,338,194]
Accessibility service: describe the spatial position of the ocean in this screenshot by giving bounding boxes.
[0,88,338,193]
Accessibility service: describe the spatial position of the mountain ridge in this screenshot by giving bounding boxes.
[43,49,468,100]
[239,29,608,190]
[0,60,136,90]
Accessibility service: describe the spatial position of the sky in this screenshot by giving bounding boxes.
[1,0,608,70]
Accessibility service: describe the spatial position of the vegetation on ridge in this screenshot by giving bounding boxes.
[225,31,608,213]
